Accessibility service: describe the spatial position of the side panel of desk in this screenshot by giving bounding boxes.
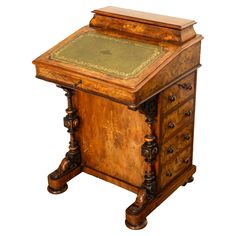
[75,90,158,193]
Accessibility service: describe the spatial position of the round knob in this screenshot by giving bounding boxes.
[166,170,172,177]
[186,84,192,90]
[184,134,190,140]
[167,146,174,154]
[168,95,176,102]
[168,122,175,129]
[73,80,82,88]
[185,110,192,116]
[183,158,190,164]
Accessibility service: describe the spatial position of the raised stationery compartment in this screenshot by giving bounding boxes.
[33,7,203,230]
[33,7,202,108]
[90,6,196,43]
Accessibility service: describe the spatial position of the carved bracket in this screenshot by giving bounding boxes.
[50,87,81,180]
[127,96,159,214]
[139,96,158,198]
[139,96,158,124]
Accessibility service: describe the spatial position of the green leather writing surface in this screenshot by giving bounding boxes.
[51,32,164,79]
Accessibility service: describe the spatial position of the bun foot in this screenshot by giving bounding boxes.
[125,219,147,230]
[47,184,68,194]
[188,176,194,183]
[182,176,194,186]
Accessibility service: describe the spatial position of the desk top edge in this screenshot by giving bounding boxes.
[33,7,203,107]
[92,6,196,30]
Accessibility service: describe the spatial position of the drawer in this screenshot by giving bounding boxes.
[161,73,195,113]
[160,123,193,165]
[160,146,192,188]
[162,99,194,141]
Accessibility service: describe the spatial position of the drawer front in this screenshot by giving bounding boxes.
[160,146,192,188]
[162,99,194,141]
[160,123,193,165]
[161,73,195,113]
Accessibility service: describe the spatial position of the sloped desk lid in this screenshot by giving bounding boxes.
[33,7,202,108]
[50,32,165,80]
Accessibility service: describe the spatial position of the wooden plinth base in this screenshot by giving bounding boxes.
[47,164,196,229]
[125,165,196,229]
[48,184,68,194]
[47,166,82,194]
[125,218,147,230]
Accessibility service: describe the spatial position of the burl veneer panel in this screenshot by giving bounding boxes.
[76,90,150,187]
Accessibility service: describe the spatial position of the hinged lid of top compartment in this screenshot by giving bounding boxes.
[90,7,197,44]
[92,6,196,30]
[33,6,203,108]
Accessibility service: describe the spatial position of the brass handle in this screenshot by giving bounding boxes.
[167,146,174,154]
[166,170,173,177]
[184,134,191,140]
[185,110,192,117]
[168,122,175,129]
[168,95,176,102]
[178,83,192,90]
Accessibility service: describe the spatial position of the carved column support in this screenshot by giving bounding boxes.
[126,96,159,229]
[47,86,82,194]
[139,95,159,199]
[141,135,158,197]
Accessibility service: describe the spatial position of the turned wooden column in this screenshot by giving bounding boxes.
[33,6,202,230]
[126,96,159,230]
[47,86,82,194]
[140,96,158,198]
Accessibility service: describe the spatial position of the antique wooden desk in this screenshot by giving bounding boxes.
[33,6,203,230]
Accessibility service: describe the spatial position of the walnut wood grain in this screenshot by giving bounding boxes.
[33,25,202,107]
[126,164,196,229]
[32,7,202,230]
[92,6,196,29]
[160,146,192,188]
[90,14,196,43]
[91,7,196,43]
[47,87,82,194]
[75,90,153,188]
[160,123,193,165]
[160,72,196,113]
[161,98,194,141]
[134,41,201,107]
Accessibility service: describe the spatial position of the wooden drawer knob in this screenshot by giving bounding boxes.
[167,146,174,154]
[73,80,82,88]
[185,110,192,116]
[166,170,173,177]
[184,134,191,140]
[183,158,190,164]
[178,83,192,90]
[168,95,176,102]
[168,122,175,129]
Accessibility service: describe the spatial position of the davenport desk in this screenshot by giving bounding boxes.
[33,6,203,229]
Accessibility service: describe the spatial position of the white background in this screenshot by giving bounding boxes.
[0,0,235,235]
